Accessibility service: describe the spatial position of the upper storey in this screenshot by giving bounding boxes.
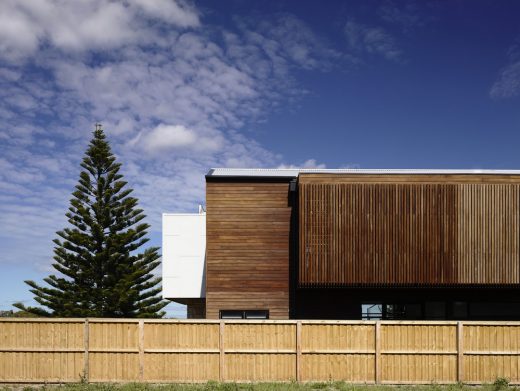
[208,168,520,288]
[298,173,520,287]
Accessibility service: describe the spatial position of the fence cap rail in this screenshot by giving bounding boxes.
[1,318,520,325]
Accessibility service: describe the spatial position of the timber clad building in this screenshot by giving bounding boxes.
[163,169,520,320]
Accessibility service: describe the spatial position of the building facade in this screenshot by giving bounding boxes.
[164,169,520,320]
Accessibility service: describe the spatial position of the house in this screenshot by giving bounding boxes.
[163,168,520,320]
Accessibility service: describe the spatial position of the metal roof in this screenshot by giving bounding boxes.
[207,168,520,177]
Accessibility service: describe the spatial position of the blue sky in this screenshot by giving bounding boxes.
[1,0,520,317]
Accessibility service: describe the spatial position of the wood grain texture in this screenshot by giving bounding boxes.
[300,173,520,184]
[299,174,520,287]
[206,181,292,319]
[1,319,520,384]
[0,320,84,383]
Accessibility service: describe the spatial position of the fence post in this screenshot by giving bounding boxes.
[296,321,302,383]
[457,321,464,383]
[375,321,381,384]
[138,320,144,381]
[219,320,225,382]
[83,318,89,383]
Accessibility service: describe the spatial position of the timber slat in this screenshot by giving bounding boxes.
[299,175,520,286]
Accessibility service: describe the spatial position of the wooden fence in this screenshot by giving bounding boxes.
[1,319,520,384]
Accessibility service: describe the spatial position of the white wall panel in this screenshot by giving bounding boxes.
[162,213,206,299]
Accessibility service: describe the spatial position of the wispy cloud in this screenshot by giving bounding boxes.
[491,62,520,99]
[344,18,402,62]
[278,159,327,169]
[0,1,339,269]
[490,43,520,99]
[378,1,425,31]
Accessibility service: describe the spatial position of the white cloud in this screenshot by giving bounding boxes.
[0,0,199,62]
[0,7,40,61]
[490,41,520,99]
[0,1,339,272]
[345,18,402,62]
[136,124,222,153]
[278,159,327,169]
[130,0,200,27]
[491,61,520,99]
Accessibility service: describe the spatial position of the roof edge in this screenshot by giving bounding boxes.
[206,168,520,178]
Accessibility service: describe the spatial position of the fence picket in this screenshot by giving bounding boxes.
[0,319,518,384]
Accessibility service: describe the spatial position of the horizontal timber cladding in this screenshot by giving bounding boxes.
[299,174,520,287]
[205,181,292,319]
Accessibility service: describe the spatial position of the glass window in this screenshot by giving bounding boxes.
[386,304,406,320]
[245,310,269,319]
[469,302,520,320]
[362,304,383,320]
[220,310,269,319]
[452,302,468,319]
[425,302,446,320]
[220,310,244,319]
[402,304,422,320]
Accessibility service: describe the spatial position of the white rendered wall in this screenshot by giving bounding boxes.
[162,212,206,299]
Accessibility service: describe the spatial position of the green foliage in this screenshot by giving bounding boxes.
[308,383,329,390]
[14,127,167,318]
[0,309,38,318]
[493,378,510,391]
[218,384,240,391]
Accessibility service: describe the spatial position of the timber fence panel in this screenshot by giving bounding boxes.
[300,321,375,382]
[143,321,220,382]
[463,323,520,384]
[1,319,520,384]
[0,319,85,383]
[88,319,140,382]
[223,321,296,382]
[379,322,457,384]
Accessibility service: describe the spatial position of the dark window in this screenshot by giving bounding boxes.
[245,310,269,319]
[220,310,244,319]
[402,304,422,320]
[452,302,468,319]
[469,302,520,320]
[362,303,422,320]
[220,310,269,319]
[425,302,446,320]
[385,304,407,320]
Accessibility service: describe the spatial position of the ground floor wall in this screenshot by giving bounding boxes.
[186,299,206,319]
[295,287,520,320]
[169,298,206,319]
[205,291,289,319]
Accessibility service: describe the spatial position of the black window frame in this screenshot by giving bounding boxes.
[219,310,269,319]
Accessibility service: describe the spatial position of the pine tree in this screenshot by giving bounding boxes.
[15,125,167,317]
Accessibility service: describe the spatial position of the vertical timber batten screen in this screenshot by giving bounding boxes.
[299,174,520,286]
[1,319,520,384]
